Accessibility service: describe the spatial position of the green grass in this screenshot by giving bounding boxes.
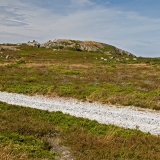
[0,133,56,159]
[0,43,160,159]
[0,101,160,159]
[0,44,160,109]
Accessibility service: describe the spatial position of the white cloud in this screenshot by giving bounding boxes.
[0,31,36,44]
[0,0,160,57]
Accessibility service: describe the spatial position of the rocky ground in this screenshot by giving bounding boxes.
[0,91,159,136]
[26,39,134,56]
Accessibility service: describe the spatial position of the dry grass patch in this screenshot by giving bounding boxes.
[0,143,36,160]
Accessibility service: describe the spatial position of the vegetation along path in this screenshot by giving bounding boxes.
[0,91,160,135]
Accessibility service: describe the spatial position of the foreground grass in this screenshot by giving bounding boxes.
[0,101,160,159]
[0,44,160,110]
[0,143,38,160]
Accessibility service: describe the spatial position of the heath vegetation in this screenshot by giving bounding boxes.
[0,44,160,110]
[0,101,160,159]
[0,42,160,159]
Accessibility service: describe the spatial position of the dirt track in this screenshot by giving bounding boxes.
[0,91,160,135]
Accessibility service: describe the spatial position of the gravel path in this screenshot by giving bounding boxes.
[0,91,160,135]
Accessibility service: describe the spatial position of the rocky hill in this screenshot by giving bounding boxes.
[27,39,135,56]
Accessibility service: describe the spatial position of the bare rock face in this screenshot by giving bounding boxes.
[112,48,134,56]
[27,40,40,48]
[27,39,135,56]
[40,39,102,52]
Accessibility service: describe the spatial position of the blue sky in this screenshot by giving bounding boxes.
[0,0,160,57]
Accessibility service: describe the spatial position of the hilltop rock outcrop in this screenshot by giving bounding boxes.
[40,39,105,52]
[27,39,135,56]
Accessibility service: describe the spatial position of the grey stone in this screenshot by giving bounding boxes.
[6,55,10,59]
[0,47,18,51]
[27,39,136,56]
[27,40,40,48]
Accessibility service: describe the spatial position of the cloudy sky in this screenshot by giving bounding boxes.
[0,0,160,57]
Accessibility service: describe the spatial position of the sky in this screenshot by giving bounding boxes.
[0,0,160,57]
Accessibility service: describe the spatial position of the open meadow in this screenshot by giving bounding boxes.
[0,43,160,159]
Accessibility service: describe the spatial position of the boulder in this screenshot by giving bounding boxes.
[133,58,137,61]
[6,55,10,59]
[27,40,40,48]
[0,47,18,51]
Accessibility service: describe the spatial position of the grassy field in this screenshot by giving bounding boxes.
[0,43,160,159]
[0,101,160,160]
[0,44,160,110]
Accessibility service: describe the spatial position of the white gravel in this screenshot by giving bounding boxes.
[0,91,160,135]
